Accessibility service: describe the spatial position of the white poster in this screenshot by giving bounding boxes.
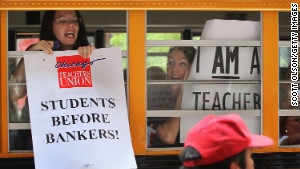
[24,48,137,169]
[180,19,262,142]
[189,19,261,81]
[181,83,261,110]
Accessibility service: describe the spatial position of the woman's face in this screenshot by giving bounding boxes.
[166,49,191,96]
[285,116,300,135]
[52,10,79,50]
[166,49,191,80]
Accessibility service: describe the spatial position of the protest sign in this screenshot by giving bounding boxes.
[188,19,261,81]
[24,48,137,169]
[180,19,262,142]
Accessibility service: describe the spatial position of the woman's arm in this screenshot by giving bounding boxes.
[155,71,189,145]
[156,117,180,145]
[281,133,300,145]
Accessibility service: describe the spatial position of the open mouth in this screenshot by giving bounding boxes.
[65,32,75,38]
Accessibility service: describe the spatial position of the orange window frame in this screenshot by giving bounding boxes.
[0,0,297,157]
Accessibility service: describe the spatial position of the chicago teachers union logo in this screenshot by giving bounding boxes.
[56,55,93,88]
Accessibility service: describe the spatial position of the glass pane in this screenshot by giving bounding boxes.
[9,130,33,150]
[9,38,35,124]
[279,47,291,80]
[106,33,128,79]
[146,11,261,148]
[279,47,300,109]
[147,33,181,40]
[279,115,300,146]
[8,38,36,151]
[278,11,300,147]
[7,10,128,152]
[106,33,127,49]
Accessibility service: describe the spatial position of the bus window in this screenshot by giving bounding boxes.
[146,11,262,149]
[278,11,300,147]
[8,32,39,151]
[7,10,127,152]
[105,32,128,69]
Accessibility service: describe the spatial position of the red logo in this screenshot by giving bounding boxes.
[56,55,93,88]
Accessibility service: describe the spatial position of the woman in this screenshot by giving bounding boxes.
[166,46,196,104]
[32,10,93,56]
[154,46,196,146]
[10,10,95,120]
[279,116,300,145]
[9,10,95,150]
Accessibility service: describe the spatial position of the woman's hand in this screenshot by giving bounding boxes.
[78,46,95,58]
[27,40,54,54]
[173,70,189,110]
[183,69,189,80]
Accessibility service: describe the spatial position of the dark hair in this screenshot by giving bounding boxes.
[179,146,246,169]
[168,46,196,65]
[279,116,300,138]
[39,10,89,50]
[279,116,288,137]
[147,66,166,80]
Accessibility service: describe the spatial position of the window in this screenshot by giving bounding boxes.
[278,12,300,147]
[146,11,262,149]
[7,10,128,152]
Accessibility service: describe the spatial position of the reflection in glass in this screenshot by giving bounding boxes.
[279,47,300,109]
[279,83,300,109]
[279,46,300,146]
[9,130,33,150]
[8,38,35,123]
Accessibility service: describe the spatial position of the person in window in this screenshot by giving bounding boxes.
[279,116,300,145]
[154,46,196,147]
[179,113,273,169]
[10,10,95,122]
[166,47,196,109]
[9,10,95,151]
[147,66,167,80]
[147,83,175,147]
[146,66,174,147]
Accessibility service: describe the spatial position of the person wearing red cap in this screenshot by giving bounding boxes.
[179,113,274,169]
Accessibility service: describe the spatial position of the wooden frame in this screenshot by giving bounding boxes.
[0,0,297,158]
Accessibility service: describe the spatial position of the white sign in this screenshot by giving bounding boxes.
[182,19,261,110]
[180,19,262,142]
[181,84,261,110]
[24,48,137,169]
[189,19,261,81]
[189,46,261,80]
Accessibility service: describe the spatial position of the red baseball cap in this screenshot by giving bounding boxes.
[183,113,274,167]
